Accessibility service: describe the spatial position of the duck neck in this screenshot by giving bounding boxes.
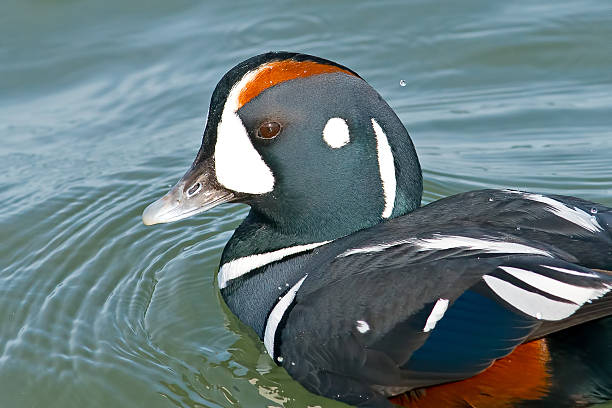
[220,209,338,265]
[218,210,331,340]
[218,182,421,336]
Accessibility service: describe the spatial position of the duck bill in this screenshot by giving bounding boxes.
[142,160,235,226]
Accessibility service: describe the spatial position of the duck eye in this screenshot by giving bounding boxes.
[257,121,282,139]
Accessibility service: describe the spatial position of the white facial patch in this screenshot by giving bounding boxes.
[215,66,276,194]
[371,119,396,218]
[423,298,449,332]
[503,190,603,233]
[322,117,350,148]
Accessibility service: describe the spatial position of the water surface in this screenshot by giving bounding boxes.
[1,1,611,407]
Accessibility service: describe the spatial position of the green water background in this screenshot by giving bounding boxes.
[1,1,611,407]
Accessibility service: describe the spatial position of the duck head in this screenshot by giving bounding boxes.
[143,52,422,243]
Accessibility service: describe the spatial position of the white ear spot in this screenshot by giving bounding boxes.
[322,117,350,148]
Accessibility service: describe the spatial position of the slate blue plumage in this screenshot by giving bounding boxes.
[143,52,612,407]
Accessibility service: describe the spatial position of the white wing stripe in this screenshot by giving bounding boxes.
[503,190,603,233]
[499,266,609,305]
[339,235,552,258]
[483,275,579,320]
[423,298,449,332]
[541,265,598,278]
[415,236,551,256]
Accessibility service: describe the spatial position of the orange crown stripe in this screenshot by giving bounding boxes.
[237,60,357,110]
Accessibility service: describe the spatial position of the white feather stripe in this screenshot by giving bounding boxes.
[541,264,598,278]
[415,236,552,256]
[503,190,603,233]
[483,275,580,320]
[499,266,610,305]
[218,241,330,289]
[264,275,308,358]
[215,65,276,194]
[339,235,552,258]
[423,298,449,332]
[371,118,396,218]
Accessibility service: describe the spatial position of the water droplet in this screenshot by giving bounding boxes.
[291,361,296,366]
[276,356,284,362]
[590,207,598,214]
[488,197,494,202]
[278,286,282,290]
[285,283,289,287]
[516,226,521,231]
[399,79,407,87]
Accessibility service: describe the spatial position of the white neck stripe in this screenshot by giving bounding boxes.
[264,275,308,358]
[372,118,396,219]
[218,241,330,289]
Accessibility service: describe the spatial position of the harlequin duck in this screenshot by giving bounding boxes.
[142,52,612,407]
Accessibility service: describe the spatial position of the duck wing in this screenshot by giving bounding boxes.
[402,189,612,268]
[279,190,612,406]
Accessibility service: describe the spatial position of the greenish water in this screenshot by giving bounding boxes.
[1,1,611,407]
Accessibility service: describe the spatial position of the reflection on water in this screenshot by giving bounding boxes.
[1,0,611,407]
